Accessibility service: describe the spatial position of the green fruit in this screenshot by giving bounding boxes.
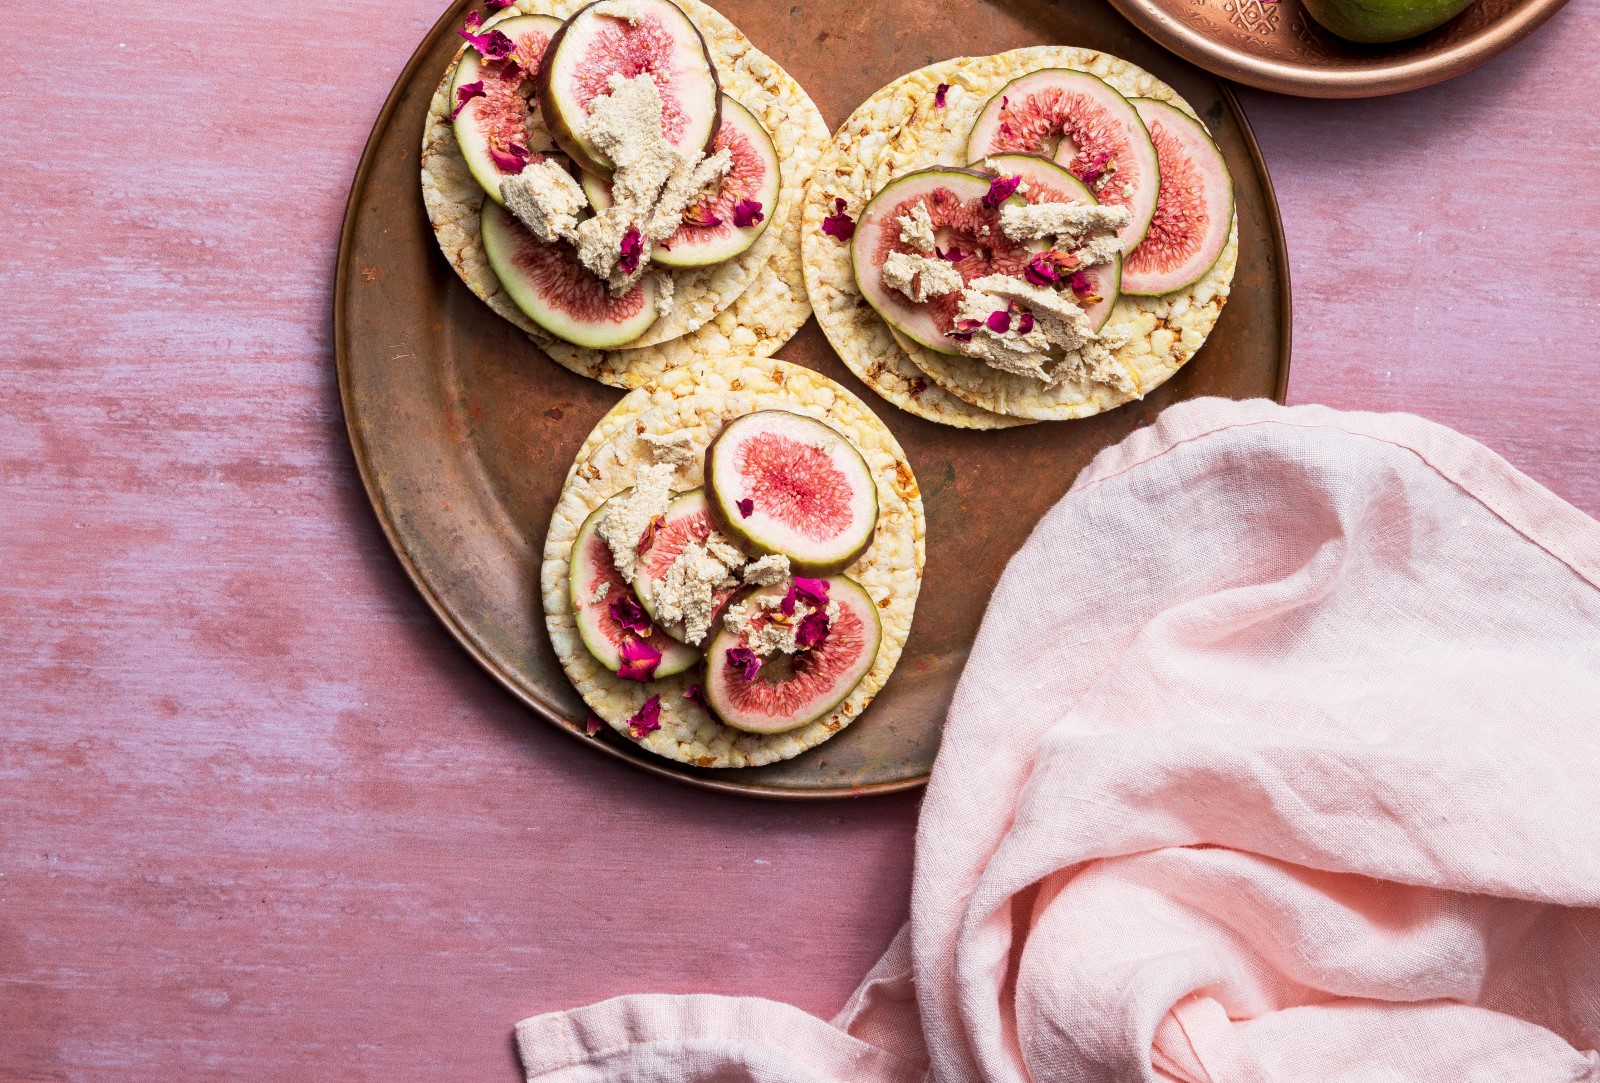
[1301,0,1476,43]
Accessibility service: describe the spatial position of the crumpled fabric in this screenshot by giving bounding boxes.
[516,397,1600,1083]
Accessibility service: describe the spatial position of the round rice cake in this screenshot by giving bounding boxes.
[542,356,925,768]
[800,47,1237,424]
[421,0,830,388]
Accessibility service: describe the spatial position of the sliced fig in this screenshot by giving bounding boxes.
[480,198,658,348]
[965,69,1159,252]
[452,14,565,203]
[705,411,878,576]
[976,153,1121,332]
[579,95,780,268]
[569,499,699,679]
[703,578,881,734]
[537,0,721,176]
[633,488,740,642]
[1121,99,1234,297]
[851,167,1028,356]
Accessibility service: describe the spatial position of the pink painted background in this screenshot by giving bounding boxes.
[3,0,1598,1078]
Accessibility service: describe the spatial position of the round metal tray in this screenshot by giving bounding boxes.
[334,0,1292,798]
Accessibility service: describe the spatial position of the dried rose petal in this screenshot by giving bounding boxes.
[617,637,662,683]
[684,204,723,227]
[451,80,486,120]
[609,594,653,638]
[910,377,928,395]
[725,646,762,682]
[732,199,764,228]
[981,174,1021,209]
[636,513,663,555]
[935,84,950,108]
[487,0,514,8]
[1017,311,1035,335]
[1069,270,1094,296]
[498,58,524,82]
[619,225,644,275]
[793,577,830,605]
[684,683,709,710]
[986,309,1012,334]
[736,498,754,518]
[795,610,831,651]
[628,695,662,738]
[936,245,968,263]
[821,198,855,242]
[488,141,530,174]
[459,21,515,60]
[584,713,604,736]
[955,318,982,331]
[1023,253,1061,287]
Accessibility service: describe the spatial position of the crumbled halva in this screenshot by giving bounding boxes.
[896,203,937,253]
[500,158,588,244]
[597,461,675,583]
[652,532,745,645]
[882,250,963,304]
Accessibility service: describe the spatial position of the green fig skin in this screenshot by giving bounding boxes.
[1301,0,1477,43]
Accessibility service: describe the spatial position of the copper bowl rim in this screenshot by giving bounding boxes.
[334,0,1294,800]
[1105,0,1572,97]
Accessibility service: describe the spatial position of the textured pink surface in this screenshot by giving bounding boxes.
[2,1,1598,1079]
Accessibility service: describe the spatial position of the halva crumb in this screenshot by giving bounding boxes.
[652,532,745,645]
[597,461,675,582]
[500,158,588,243]
[896,203,937,252]
[882,251,964,304]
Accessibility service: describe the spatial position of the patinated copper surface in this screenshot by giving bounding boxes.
[335,0,1291,798]
[1106,0,1571,96]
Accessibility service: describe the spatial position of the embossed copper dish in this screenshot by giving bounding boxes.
[335,0,1292,799]
[1104,0,1572,97]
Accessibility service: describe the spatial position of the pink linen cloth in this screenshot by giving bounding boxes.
[516,397,1600,1082]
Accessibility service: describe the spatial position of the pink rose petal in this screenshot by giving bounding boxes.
[1069,270,1094,296]
[609,595,653,638]
[732,199,764,228]
[981,174,1021,209]
[935,84,950,108]
[1024,253,1061,287]
[584,713,604,736]
[487,0,514,8]
[725,646,762,682]
[684,684,709,710]
[451,80,486,120]
[1017,311,1035,335]
[736,498,754,518]
[821,198,855,242]
[936,245,967,263]
[627,694,662,738]
[617,637,662,683]
[986,309,1012,334]
[795,609,831,651]
[619,225,644,276]
[488,141,530,174]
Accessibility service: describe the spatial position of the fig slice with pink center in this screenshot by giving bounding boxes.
[705,411,878,576]
[633,488,742,643]
[850,167,1029,356]
[702,577,881,735]
[1121,98,1234,297]
[537,0,721,176]
[568,498,699,679]
[578,95,780,268]
[480,197,659,348]
[452,13,564,202]
[965,69,1159,252]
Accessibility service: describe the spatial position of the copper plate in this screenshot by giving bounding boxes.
[1106,0,1571,97]
[335,0,1291,799]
